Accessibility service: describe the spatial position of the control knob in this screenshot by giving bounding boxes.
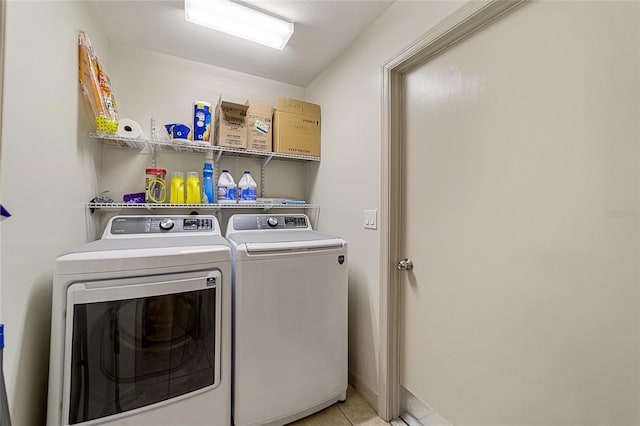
[159,218,175,231]
[267,217,278,227]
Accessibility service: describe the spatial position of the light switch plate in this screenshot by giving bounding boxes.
[364,209,377,230]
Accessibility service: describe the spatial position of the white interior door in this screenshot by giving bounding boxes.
[400,1,640,424]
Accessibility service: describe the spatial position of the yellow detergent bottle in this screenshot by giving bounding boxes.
[186,172,202,204]
[170,171,185,204]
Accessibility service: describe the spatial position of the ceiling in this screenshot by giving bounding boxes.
[90,0,394,87]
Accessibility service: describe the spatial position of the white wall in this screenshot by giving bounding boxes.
[1,9,306,425]
[100,44,307,234]
[305,1,463,404]
[1,12,307,425]
[0,2,107,424]
[0,0,6,323]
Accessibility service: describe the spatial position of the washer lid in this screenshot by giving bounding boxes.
[227,230,335,245]
[228,230,345,255]
[56,215,230,276]
[56,235,231,275]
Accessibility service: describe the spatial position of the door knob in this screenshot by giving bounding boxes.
[397,258,413,271]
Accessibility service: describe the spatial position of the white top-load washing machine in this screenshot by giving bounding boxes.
[226,214,348,426]
[47,215,231,426]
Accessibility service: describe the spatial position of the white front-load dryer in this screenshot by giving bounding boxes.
[226,214,348,426]
[47,215,231,426]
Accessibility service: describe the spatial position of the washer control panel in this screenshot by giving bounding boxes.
[107,216,217,236]
[230,214,310,231]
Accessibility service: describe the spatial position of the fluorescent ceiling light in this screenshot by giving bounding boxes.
[185,0,294,51]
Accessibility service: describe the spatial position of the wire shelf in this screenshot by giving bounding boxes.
[88,202,319,211]
[91,133,321,162]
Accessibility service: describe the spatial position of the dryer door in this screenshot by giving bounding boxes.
[61,270,221,426]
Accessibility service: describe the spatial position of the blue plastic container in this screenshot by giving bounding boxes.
[203,162,215,203]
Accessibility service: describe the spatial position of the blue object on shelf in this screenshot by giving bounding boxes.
[203,162,214,203]
[123,192,145,204]
[0,205,10,220]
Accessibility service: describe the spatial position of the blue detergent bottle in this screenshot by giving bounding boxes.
[203,162,215,203]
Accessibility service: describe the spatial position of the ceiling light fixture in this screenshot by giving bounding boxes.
[185,0,294,51]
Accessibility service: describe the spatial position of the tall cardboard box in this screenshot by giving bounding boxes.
[273,97,321,157]
[214,97,248,149]
[246,101,273,152]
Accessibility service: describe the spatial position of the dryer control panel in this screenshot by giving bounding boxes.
[230,214,311,231]
[105,215,219,237]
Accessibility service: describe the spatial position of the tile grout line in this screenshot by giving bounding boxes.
[335,402,356,426]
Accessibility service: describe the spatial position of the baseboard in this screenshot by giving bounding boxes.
[400,386,452,426]
[348,370,379,412]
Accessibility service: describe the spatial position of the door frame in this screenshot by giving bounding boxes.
[378,0,525,420]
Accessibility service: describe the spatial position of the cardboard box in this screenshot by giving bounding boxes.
[214,97,248,149]
[273,97,321,157]
[246,101,273,152]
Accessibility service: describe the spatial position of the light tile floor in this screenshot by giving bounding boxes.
[288,386,390,425]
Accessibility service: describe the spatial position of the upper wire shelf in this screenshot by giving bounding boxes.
[91,132,321,162]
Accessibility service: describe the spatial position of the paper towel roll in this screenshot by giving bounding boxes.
[116,119,145,139]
